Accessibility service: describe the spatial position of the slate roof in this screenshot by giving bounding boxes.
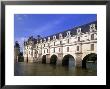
[42,21,97,41]
[25,21,97,44]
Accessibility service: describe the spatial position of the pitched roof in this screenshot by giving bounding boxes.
[26,21,97,44]
[42,21,97,40]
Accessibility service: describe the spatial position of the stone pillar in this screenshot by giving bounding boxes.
[57,59,62,65]
[57,53,63,65]
[26,57,33,63]
[24,57,27,62]
[46,54,50,63]
[38,54,42,63]
[75,53,82,67]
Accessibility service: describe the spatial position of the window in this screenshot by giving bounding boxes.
[77,46,79,51]
[91,44,94,51]
[91,34,94,40]
[44,44,45,47]
[78,37,80,41]
[31,52,33,56]
[47,49,48,53]
[53,48,55,53]
[59,48,60,52]
[67,47,69,52]
[67,39,69,43]
[53,35,56,40]
[54,42,55,46]
[35,51,36,54]
[48,43,49,46]
[60,41,62,45]
[44,50,45,53]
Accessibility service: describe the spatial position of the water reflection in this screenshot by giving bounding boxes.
[14,62,97,76]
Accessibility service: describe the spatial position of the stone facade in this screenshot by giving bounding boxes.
[23,21,97,67]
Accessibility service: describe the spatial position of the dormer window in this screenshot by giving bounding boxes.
[44,38,46,42]
[77,28,81,34]
[90,24,96,32]
[48,37,50,41]
[53,35,56,40]
[59,33,62,39]
[66,31,71,37]
[37,40,38,44]
[40,39,42,43]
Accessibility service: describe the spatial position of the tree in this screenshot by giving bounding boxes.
[14,41,20,48]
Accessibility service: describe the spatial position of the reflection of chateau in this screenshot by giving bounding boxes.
[23,21,97,67]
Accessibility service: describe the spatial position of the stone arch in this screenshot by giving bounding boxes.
[62,54,75,67]
[50,55,57,64]
[82,53,97,69]
[42,55,46,64]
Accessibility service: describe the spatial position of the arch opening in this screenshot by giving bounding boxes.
[82,53,97,70]
[42,55,46,64]
[50,55,57,64]
[62,54,75,67]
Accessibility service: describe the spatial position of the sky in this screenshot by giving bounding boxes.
[14,14,97,52]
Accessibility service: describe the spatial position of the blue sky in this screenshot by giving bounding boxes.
[14,14,96,51]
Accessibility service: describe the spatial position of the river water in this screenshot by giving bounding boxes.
[14,62,97,76]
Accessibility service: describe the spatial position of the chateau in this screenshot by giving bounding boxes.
[23,21,97,67]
